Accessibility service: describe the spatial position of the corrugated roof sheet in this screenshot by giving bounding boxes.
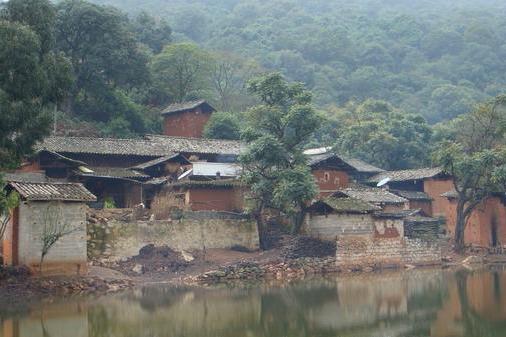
[191,162,241,177]
[161,100,215,116]
[131,154,190,170]
[8,182,96,202]
[76,167,149,180]
[335,185,408,204]
[37,136,170,157]
[391,190,432,201]
[369,167,445,183]
[317,196,381,213]
[145,134,244,156]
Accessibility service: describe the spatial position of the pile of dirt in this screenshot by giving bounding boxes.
[116,244,191,276]
[281,236,336,259]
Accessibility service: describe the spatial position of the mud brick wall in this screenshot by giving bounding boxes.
[88,211,259,260]
[336,235,441,268]
[302,213,375,240]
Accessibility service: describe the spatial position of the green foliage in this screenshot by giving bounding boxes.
[241,73,320,236]
[90,0,506,123]
[332,99,433,170]
[0,179,19,240]
[433,95,506,251]
[150,42,213,104]
[203,112,242,140]
[132,11,172,53]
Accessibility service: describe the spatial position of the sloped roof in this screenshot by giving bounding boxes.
[441,190,458,199]
[2,172,49,183]
[374,209,421,219]
[37,136,170,157]
[145,134,244,156]
[190,162,241,178]
[170,179,242,189]
[335,185,408,204]
[369,167,445,183]
[75,167,149,180]
[8,182,96,202]
[131,154,190,170]
[304,148,384,173]
[316,196,381,213]
[161,100,215,116]
[391,190,432,201]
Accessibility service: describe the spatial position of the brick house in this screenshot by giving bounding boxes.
[161,100,216,138]
[2,181,96,275]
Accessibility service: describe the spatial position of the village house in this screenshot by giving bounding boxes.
[161,100,216,138]
[2,180,96,275]
[334,184,409,212]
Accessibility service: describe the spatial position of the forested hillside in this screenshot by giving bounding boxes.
[91,0,506,123]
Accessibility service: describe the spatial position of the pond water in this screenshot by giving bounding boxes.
[2,267,506,337]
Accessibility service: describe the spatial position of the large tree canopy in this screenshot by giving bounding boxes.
[433,96,506,251]
[240,73,321,246]
[331,99,433,170]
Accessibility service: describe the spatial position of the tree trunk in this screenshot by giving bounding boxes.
[291,207,306,235]
[254,203,267,250]
[454,199,467,253]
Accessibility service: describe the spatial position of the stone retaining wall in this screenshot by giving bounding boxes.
[336,236,441,269]
[88,210,259,261]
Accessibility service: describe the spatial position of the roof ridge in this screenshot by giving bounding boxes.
[44,135,151,143]
[145,134,244,143]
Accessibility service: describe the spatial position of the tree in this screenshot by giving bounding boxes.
[150,43,213,104]
[332,99,432,170]
[433,96,506,252]
[55,0,149,121]
[0,182,19,242]
[240,73,320,247]
[39,202,76,273]
[203,112,241,140]
[132,11,172,54]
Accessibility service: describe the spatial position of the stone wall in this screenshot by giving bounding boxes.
[302,213,374,240]
[88,210,259,261]
[336,235,441,269]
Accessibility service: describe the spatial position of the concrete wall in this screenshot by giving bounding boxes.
[302,213,374,240]
[312,169,349,197]
[3,201,87,275]
[163,108,211,138]
[88,211,260,260]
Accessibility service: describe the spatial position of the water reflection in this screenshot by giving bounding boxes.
[2,267,506,337]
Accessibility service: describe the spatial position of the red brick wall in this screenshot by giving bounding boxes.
[188,187,244,212]
[163,108,211,138]
[312,169,349,197]
[423,177,454,217]
[446,196,506,247]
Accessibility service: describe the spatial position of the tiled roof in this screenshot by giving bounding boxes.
[161,100,215,116]
[317,196,381,213]
[76,167,150,180]
[145,134,244,156]
[37,136,170,157]
[131,154,190,170]
[369,167,445,183]
[391,190,432,201]
[2,172,49,183]
[335,185,408,204]
[340,157,385,173]
[304,148,384,173]
[374,209,421,218]
[8,182,96,202]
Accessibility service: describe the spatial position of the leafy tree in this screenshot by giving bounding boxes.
[132,11,172,54]
[203,112,241,140]
[240,73,320,247]
[55,0,149,125]
[332,99,432,170]
[150,42,213,104]
[433,96,506,252]
[0,182,19,241]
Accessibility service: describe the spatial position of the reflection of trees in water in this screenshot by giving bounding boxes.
[456,270,506,337]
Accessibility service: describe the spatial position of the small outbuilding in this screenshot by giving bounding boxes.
[2,181,96,275]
